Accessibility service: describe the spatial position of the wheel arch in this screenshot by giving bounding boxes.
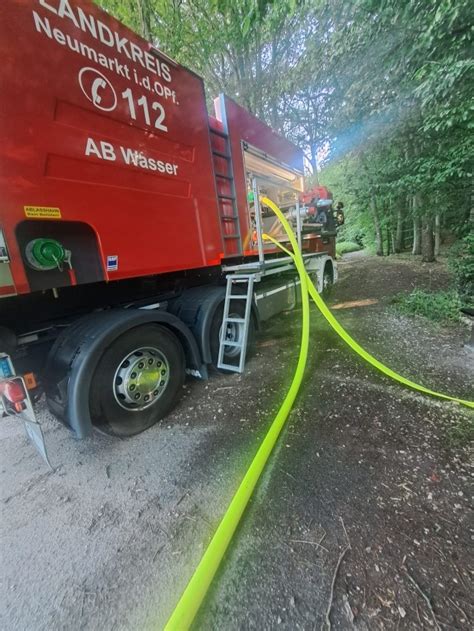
[168,285,260,365]
[45,309,204,438]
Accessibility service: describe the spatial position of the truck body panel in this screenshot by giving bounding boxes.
[1,0,223,294]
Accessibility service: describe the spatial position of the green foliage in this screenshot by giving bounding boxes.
[318,0,473,258]
[321,157,378,249]
[336,241,362,256]
[393,289,462,323]
[448,234,474,308]
[98,0,306,124]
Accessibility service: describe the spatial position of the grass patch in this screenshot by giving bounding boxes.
[393,289,462,324]
[336,241,362,256]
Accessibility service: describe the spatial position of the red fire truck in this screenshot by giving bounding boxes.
[0,0,340,458]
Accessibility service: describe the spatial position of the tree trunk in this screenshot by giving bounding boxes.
[311,147,318,176]
[434,213,441,257]
[386,226,391,255]
[371,197,383,256]
[412,190,422,255]
[412,217,421,254]
[390,227,396,254]
[470,186,474,225]
[394,198,404,253]
[136,0,151,39]
[421,215,435,262]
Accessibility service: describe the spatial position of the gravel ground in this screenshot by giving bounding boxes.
[1,253,473,630]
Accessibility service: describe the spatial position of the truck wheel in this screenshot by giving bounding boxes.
[89,324,185,437]
[209,302,255,371]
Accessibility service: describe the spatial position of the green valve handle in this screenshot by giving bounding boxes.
[25,238,68,271]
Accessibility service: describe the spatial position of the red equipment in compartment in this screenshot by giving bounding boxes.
[299,185,333,206]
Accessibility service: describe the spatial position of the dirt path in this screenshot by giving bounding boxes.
[1,253,473,630]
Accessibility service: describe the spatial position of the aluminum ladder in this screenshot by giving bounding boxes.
[217,274,256,373]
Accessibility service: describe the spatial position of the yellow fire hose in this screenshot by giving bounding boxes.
[164,198,311,630]
[164,197,473,631]
[260,196,473,410]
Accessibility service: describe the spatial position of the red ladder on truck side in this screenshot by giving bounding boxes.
[210,127,242,257]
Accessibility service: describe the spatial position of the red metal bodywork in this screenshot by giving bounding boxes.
[0,0,309,298]
[1,0,223,294]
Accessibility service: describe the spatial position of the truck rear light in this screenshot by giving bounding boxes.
[23,372,37,390]
[0,379,27,403]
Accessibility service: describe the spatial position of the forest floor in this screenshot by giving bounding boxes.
[1,252,473,630]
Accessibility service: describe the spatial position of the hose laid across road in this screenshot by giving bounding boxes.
[260,196,473,410]
[164,197,311,630]
[305,273,474,409]
[164,197,473,631]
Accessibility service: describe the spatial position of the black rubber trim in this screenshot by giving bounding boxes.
[168,286,226,364]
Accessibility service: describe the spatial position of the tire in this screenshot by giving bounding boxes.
[322,263,334,297]
[89,324,185,437]
[209,301,256,371]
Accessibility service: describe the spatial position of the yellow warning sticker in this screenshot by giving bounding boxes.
[24,206,61,219]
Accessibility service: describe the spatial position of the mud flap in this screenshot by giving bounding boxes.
[23,416,53,470]
[1,375,53,470]
[19,384,53,470]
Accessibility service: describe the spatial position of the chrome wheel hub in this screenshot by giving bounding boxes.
[113,347,169,411]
